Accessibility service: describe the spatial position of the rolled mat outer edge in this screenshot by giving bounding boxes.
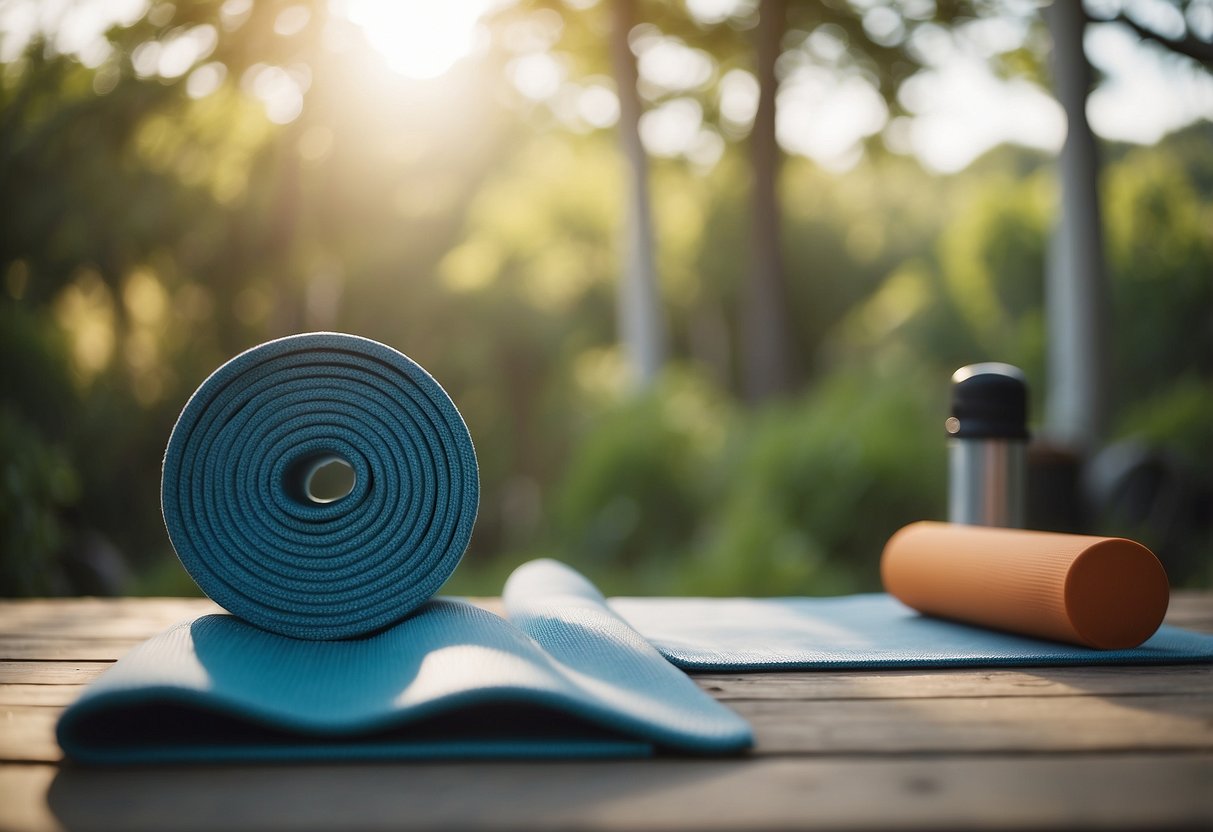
[880,521,1170,650]
[161,332,479,640]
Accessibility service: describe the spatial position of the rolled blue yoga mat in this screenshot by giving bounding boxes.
[161,332,479,640]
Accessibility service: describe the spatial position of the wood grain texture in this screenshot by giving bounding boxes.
[0,598,222,637]
[0,637,148,661]
[695,663,1213,700]
[0,593,1210,832]
[1161,592,1213,627]
[0,663,109,685]
[2,754,1211,832]
[735,694,1213,754]
[0,685,87,707]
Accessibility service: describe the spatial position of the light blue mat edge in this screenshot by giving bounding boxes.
[608,592,1213,672]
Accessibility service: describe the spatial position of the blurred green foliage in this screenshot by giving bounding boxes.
[0,403,81,595]
[1,1,1210,598]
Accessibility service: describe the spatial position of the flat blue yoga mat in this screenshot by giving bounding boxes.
[57,560,752,764]
[608,594,1213,672]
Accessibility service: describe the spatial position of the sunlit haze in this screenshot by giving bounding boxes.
[336,0,489,80]
[0,0,1209,171]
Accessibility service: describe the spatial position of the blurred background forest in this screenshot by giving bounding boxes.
[2,0,1211,598]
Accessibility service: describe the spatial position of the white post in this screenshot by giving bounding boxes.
[610,0,666,389]
[1044,1,1109,452]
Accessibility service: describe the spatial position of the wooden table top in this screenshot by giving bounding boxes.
[1,593,1211,831]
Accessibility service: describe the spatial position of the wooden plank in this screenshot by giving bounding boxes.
[734,694,1213,755]
[1164,615,1213,634]
[0,600,512,661]
[695,664,1213,701]
[0,638,145,661]
[0,663,109,685]
[0,686,87,707]
[0,765,54,832]
[8,690,1212,765]
[1,709,63,763]
[1165,591,1213,619]
[2,753,1210,832]
[0,598,506,647]
[0,599,220,638]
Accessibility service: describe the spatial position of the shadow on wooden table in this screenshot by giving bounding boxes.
[45,665,1213,832]
[30,595,1213,832]
[46,758,749,832]
[713,663,1213,755]
[43,746,1213,832]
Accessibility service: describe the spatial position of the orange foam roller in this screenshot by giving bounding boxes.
[881,521,1170,649]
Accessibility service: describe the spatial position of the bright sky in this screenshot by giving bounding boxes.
[0,0,1210,173]
[332,0,491,80]
[887,18,1213,172]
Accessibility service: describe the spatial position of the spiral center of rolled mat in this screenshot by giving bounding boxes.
[161,332,480,641]
[291,454,356,505]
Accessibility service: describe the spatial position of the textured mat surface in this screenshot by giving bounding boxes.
[609,593,1213,671]
[56,561,753,764]
[160,332,479,641]
[67,335,750,763]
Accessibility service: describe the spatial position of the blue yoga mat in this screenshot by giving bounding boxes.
[160,332,479,641]
[60,334,752,763]
[608,594,1213,672]
[56,560,753,764]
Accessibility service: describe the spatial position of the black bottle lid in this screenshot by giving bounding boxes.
[947,363,1029,440]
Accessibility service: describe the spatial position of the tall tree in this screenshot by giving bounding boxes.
[1045,0,1213,451]
[743,0,795,401]
[728,0,976,401]
[495,1,953,400]
[1043,0,1108,451]
[610,0,667,389]
[489,0,672,389]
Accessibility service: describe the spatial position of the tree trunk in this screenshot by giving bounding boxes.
[609,0,665,389]
[1043,1,1108,451]
[268,133,304,337]
[742,0,796,403]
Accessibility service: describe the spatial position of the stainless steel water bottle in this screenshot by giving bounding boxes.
[947,363,1028,528]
